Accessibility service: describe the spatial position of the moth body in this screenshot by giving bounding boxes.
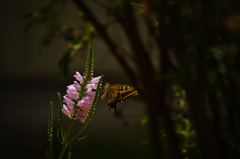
[101,82,138,111]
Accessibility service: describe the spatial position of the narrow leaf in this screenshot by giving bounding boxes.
[138,115,148,127]
[58,50,71,78]
[58,92,64,141]
[57,129,62,144]
[76,135,87,142]
[71,136,87,146]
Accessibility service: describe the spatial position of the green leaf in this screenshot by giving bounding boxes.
[71,136,87,146]
[58,92,64,142]
[138,115,148,127]
[37,30,55,54]
[57,129,62,144]
[184,119,190,132]
[78,11,89,22]
[76,135,87,142]
[58,50,71,78]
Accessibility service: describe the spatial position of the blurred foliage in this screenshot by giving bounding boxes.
[23,0,95,77]
[140,85,199,159]
[24,0,240,159]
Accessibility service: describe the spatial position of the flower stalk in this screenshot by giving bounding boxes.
[46,101,53,159]
[47,40,103,158]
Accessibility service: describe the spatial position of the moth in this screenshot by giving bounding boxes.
[101,82,138,111]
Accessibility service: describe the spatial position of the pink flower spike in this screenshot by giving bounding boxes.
[85,88,96,98]
[79,117,86,123]
[66,103,74,109]
[82,110,89,117]
[86,83,97,90]
[76,109,83,117]
[75,110,81,119]
[90,76,100,84]
[88,96,94,105]
[75,109,86,123]
[77,97,90,107]
[69,108,74,113]
[67,85,79,99]
[73,81,81,91]
[63,95,73,104]
[74,72,83,83]
[62,104,71,117]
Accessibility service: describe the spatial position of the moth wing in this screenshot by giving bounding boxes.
[120,89,138,101]
[101,91,108,100]
[101,84,119,101]
[116,85,138,101]
[108,84,127,89]
[104,84,138,103]
[108,88,119,103]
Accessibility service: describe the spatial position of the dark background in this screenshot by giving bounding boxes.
[0,0,150,158]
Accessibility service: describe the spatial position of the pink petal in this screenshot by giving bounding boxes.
[86,83,97,89]
[85,89,96,98]
[66,103,74,109]
[77,97,90,107]
[73,81,81,91]
[74,72,83,83]
[63,95,73,104]
[62,104,71,117]
[90,76,100,84]
[75,109,87,123]
[67,85,79,99]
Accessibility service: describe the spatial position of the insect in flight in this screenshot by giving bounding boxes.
[101,82,138,111]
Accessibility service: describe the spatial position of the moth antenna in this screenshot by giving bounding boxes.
[101,79,106,85]
[101,79,106,89]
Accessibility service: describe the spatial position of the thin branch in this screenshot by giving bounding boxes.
[113,4,156,78]
[111,3,164,159]
[72,0,142,92]
[149,2,184,159]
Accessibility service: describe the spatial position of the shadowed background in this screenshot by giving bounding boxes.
[2,0,240,159]
[0,0,150,158]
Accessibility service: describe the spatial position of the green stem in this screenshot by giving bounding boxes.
[57,93,64,141]
[58,120,74,159]
[68,123,88,145]
[59,144,68,159]
[50,140,53,159]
